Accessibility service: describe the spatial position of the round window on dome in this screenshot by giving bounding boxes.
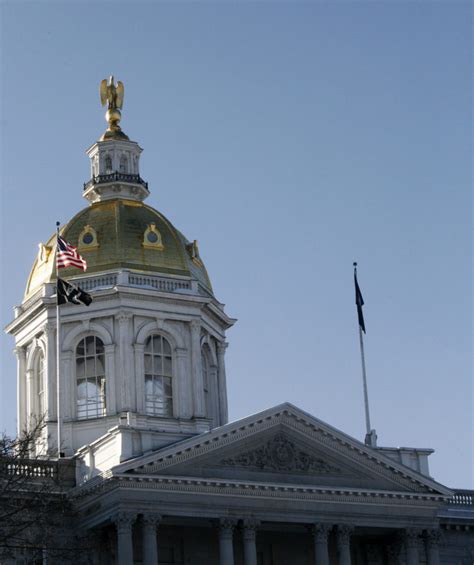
[78,225,99,250]
[143,223,164,251]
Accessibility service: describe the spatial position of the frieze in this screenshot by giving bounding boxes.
[219,434,344,475]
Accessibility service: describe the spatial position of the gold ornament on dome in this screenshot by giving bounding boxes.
[99,75,129,140]
[143,223,164,251]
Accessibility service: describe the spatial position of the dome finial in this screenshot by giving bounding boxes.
[99,76,129,140]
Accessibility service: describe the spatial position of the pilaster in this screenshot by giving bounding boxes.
[134,343,145,413]
[61,350,74,420]
[216,341,229,425]
[116,312,134,412]
[44,323,56,420]
[15,346,27,435]
[105,344,116,415]
[190,320,205,418]
[175,347,190,418]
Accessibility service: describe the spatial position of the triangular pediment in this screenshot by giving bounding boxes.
[114,403,451,497]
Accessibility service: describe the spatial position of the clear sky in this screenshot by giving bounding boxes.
[0,1,472,488]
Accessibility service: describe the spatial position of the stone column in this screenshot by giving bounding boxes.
[114,512,136,565]
[405,529,420,565]
[218,518,236,565]
[312,524,331,565]
[216,342,229,425]
[190,321,205,417]
[242,519,259,565]
[142,513,161,565]
[336,525,353,565]
[15,347,27,435]
[425,529,441,565]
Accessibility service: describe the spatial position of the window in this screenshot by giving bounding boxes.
[105,155,113,174]
[37,353,45,415]
[76,336,106,420]
[144,335,173,416]
[119,154,128,173]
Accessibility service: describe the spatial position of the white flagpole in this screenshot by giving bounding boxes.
[353,262,376,447]
[56,221,61,458]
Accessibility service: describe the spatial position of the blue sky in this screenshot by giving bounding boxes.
[1,1,472,487]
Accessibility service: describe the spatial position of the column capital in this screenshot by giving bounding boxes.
[113,511,137,531]
[217,517,237,538]
[175,346,188,359]
[216,341,228,354]
[13,346,26,360]
[336,524,354,547]
[142,513,162,528]
[311,523,332,543]
[405,528,421,547]
[116,311,133,324]
[425,528,442,546]
[242,518,260,541]
[190,319,201,334]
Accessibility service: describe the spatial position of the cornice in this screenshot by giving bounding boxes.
[70,471,447,508]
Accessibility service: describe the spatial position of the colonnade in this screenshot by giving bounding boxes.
[112,513,442,565]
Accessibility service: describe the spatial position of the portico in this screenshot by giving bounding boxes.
[72,404,451,564]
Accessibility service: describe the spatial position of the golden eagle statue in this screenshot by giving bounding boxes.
[100,75,124,110]
[99,76,128,140]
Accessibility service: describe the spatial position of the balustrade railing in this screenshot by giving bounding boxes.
[128,274,191,292]
[448,490,474,506]
[83,173,148,191]
[0,458,76,486]
[68,272,194,293]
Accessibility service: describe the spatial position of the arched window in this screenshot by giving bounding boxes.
[144,335,173,416]
[37,353,45,415]
[76,336,106,420]
[105,155,113,174]
[119,154,128,173]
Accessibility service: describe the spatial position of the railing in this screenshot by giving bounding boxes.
[129,274,191,292]
[83,173,148,191]
[0,458,76,486]
[76,274,118,291]
[448,490,474,506]
[68,272,194,294]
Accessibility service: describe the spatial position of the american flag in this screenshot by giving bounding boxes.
[57,235,87,271]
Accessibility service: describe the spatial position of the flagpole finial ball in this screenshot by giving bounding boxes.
[353,262,357,267]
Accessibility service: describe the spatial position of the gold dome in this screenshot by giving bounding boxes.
[25,199,212,299]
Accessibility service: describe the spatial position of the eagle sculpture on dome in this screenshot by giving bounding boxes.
[100,75,124,110]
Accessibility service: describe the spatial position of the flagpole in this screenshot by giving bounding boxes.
[353,262,376,447]
[56,221,61,459]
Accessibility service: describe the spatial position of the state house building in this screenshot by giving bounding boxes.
[4,80,473,564]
